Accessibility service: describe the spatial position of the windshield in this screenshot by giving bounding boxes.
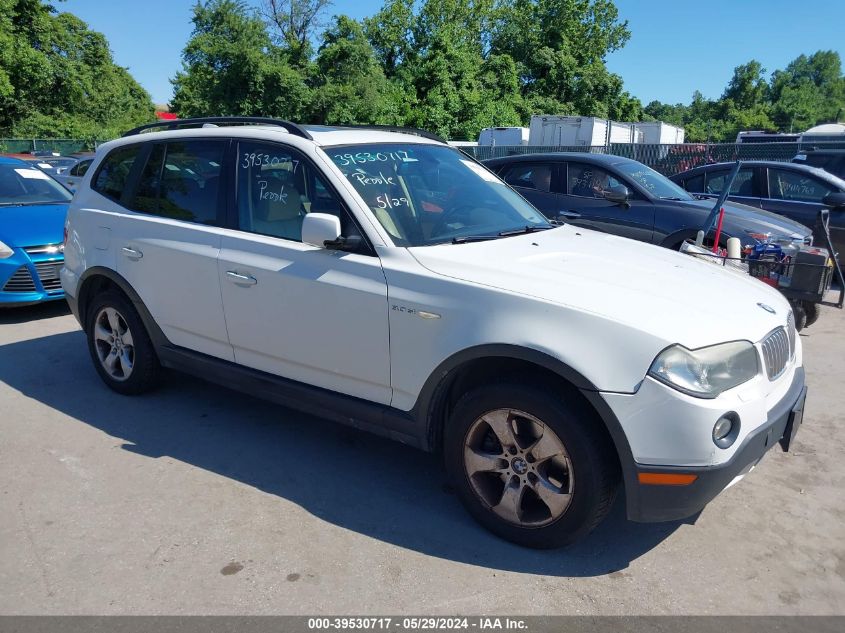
[327,143,551,246]
[0,163,73,205]
[615,162,694,201]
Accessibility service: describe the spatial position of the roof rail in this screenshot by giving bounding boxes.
[328,124,447,144]
[122,117,313,140]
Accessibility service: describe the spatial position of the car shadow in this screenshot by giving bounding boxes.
[0,330,685,576]
[0,299,70,324]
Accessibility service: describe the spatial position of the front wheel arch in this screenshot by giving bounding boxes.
[414,348,635,492]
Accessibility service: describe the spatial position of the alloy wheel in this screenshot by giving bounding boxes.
[463,408,574,527]
[92,306,135,382]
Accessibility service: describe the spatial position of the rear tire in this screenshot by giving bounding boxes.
[86,291,160,395]
[444,383,619,548]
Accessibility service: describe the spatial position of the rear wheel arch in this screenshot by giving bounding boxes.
[77,268,167,348]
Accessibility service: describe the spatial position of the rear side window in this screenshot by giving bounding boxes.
[704,168,755,196]
[502,163,553,192]
[128,140,226,225]
[93,146,141,201]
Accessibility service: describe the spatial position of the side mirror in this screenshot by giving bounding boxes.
[822,192,845,209]
[302,213,341,248]
[603,184,630,205]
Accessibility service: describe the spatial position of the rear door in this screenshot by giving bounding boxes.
[101,139,234,361]
[559,161,655,243]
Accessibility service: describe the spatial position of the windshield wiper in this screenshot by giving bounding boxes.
[659,196,687,201]
[450,225,553,244]
[497,225,554,237]
[0,201,67,207]
[451,235,502,244]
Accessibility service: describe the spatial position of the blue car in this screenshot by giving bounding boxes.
[0,156,73,307]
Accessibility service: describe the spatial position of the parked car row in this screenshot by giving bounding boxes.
[668,160,845,257]
[482,153,813,251]
[37,117,808,549]
[0,155,72,306]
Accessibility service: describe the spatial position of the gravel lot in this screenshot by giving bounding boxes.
[1,296,843,615]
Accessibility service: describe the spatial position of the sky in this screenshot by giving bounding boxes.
[60,0,845,108]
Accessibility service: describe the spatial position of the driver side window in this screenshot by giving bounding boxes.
[236,142,359,243]
[567,163,621,199]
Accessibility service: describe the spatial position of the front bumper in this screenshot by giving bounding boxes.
[625,366,806,522]
[0,248,65,306]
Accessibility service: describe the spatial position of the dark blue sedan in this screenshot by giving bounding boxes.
[0,156,72,307]
[483,153,812,252]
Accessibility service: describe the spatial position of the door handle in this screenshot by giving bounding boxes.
[558,211,581,219]
[225,271,258,286]
[121,246,143,260]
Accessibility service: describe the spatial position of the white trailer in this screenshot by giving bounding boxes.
[528,116,641,146]
[633,121,685,144]
[477,127,530,146]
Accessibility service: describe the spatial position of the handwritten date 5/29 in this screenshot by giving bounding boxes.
[376,194,409,209]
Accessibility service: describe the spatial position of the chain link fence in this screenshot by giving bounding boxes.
[5,138,845,177]
[464,141,845,176]
[0,138,102,154]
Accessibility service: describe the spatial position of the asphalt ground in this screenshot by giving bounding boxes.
[1,296,843,614]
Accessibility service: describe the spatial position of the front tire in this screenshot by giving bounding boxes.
[86,291,160,395]
[444,384,619,548]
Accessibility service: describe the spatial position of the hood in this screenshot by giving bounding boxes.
[0,203,68,248]
[409,225,791,349]
[681,198,811,241]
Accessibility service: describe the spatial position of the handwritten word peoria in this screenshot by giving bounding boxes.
[350,169,395,186]
[258,180,288,203]
[333,150,410,166]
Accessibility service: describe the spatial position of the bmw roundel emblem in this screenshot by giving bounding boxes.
[757,302,776,314]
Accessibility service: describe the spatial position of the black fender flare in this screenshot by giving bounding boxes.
[410,344,637,493]
[76,267,169,349]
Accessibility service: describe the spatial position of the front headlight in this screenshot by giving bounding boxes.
[648,341,759,399]
[0,240,14,259]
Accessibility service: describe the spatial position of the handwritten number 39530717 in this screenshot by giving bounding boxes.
[241,153,299,172]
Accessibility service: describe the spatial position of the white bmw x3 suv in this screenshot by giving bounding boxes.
[61,117,807,548]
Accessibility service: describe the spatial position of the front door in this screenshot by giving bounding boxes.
[217,140,392,404]
[560,161,655,243]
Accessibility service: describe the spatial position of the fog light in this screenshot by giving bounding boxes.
[713,417,732,440]
[713,414,739,448]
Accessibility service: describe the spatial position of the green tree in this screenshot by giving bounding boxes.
[171,0,312,120]
[311,15,409,125]
[0,0,155,140]
[492,0,631,113]
[723,60,769,110]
